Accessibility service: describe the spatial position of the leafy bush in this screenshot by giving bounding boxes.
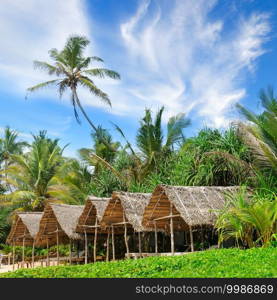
[1,248,276,278]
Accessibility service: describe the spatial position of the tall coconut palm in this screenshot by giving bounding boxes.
[27,35,120,150]
[0,131,67,211]
[236,86,277,175]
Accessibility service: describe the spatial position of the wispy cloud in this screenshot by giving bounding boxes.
[0,0,90,91]
[117,0,271,126]
[0,0,271,129]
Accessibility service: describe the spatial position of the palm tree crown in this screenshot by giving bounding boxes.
[27,35,120,134]
[236,86,277,175]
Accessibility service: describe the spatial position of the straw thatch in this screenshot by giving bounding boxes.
[6,212,43,246]
[76,196,110,233]
[142,185,239,231]
[100,192,152,232]
[35,203,84,246]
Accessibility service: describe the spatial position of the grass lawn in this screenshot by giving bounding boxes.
[1,248,276,278]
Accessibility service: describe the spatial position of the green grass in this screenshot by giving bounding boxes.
[1,248,276,278]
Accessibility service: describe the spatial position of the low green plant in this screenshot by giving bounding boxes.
[1,248,276,278]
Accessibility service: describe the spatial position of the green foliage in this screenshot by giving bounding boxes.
[50,159,93,204]
[0,131,66,210]
[0,244,69,259]
[1,248,276,278]
[128,127,252,191]
[0,206,12,243]
[216,187,277,248]
[237,86,277,175]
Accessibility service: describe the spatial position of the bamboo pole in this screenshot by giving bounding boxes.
[184,231,188,246]
[84,230,88,264]
[111,225,115,260]
[69,239,72,265]
[154,221,158,253]
[12,239,15,271]
[22,232,25,268]
[153,214,180,221]
[32,241,35,268]
[201,226,204,250]
[47,238,49,266]
[170,203,174,255]
[123,214,129,256]
[106,227,110,262]
[93,220,98,263]
[189,226,194,252]
[56,228,59,265]
[138,231,142,257]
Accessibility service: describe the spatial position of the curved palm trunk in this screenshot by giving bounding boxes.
[72,89,117,153]
[4,159,12,192]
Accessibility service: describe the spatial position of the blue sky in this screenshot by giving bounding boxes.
[0,0,277,157]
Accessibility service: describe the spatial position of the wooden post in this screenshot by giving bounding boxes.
[22,234,25,268]
[189,226,194,252]
[111,225,115,260]
[32,241,35,268]
[47,238,49,266]
[123,215,129,256]
[56,229,59,265]
[170,203,174,255]
[138,231,142,257]
[201,226,204,250]
[106,228,110,262]
[185,231,188,245]
[154,221,158,253]
[93,221,98,263]
[12,239,15,271]
[84,230,88,264]
[69,239,72,265]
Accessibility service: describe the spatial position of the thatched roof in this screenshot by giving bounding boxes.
[142,185,239,231]
[76,196,110,233]
[6,212,43,246]
[100,192,152,232]
[35,203,84,246]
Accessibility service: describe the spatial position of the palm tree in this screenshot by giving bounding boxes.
[114,106,191,182]
[49,159,93,205]
[0,127,28,190]
[79,126,121,174]
[136,107,190,173]
[27,35,120,150]
[0,131,66,211]
[236,86,277,175]
[216,188,277,248]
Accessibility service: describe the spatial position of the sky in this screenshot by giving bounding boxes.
[0,0,277,157]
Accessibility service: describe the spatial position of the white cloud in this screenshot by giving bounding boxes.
[117,0,270,127]
[0,0,271,128]
[0,0,91,90]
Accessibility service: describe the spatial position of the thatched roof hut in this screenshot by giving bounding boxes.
[142,185,239,231]
[35,203,84,246]
[6,212,43,246]
[76,196,110,234]
[100,192,152,232]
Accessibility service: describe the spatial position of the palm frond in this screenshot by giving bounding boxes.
[33,61,59,76]
[26,79,60,94]
[79,76,111,106]
[83,68,120,80]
